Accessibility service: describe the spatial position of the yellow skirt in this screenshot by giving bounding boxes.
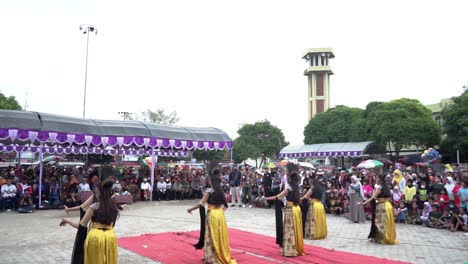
[374,201,399,245]
[204,205,237,264]
[305,199,327,240]
[84,223,117,264]
[282,202,305,256]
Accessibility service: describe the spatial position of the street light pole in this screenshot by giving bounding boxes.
[80,24,97,119]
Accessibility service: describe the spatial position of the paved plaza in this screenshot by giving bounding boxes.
[0,201,467,264]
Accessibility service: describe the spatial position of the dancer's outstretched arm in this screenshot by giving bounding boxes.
[64,194,94,213]
[265,188,289,201]
[187,192,209,214]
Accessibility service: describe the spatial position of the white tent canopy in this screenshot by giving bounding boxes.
[279,141,383,158]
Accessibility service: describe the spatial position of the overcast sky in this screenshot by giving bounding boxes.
[1,0,467,145]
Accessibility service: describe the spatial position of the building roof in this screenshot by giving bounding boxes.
[302,48,335,59]
[279,141,384,158]
[0,109,232,151]
[425,98,453,113]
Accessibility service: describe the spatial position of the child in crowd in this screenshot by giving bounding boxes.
[392,186,403,206]
[417,182,428,209]
[394,202,408,223]
[451,207,468,232]
[427,205,443,228]
[404,179,417,208]
[421,202,432,225]
[438,188,450,211]
[407,202,422,225]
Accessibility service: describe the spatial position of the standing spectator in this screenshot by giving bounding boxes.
[348,176,366,223]
[417,181,429,209]
[241,167,254,208]
[452,177,462,208]
[444,177,456,201]
[263,170,273,208]
[165,177,173,200]
[1,178,18,211]
[404,179,417,208]
[140,178,152,202]
[459,177,468,212]
[156,177,166,202]
[431,177,445,195]
[229,167,241,207]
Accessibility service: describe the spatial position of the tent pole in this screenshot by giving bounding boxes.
[150,150,156,202]
[38,143,44,208]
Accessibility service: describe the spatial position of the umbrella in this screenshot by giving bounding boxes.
[278,160,289,166]
[299,162,314,169]
[357,159,384,169]
[263,162,277,169]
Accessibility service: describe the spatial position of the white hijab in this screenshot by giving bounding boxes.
[351,175,364,198]
[444,176,456,196]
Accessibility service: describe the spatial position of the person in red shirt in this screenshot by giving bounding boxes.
[438,188,450,211]
[452,177,462,208]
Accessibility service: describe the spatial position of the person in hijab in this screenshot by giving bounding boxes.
[420,201,433,226]
[348,176,366,223]
[301,179,328,239]
[359,174,398,245]
[392,169,404,187]
[444,177,456,201]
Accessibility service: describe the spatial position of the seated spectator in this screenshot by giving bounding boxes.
[64,192,78,208]
[407,202,422,225]
[451,207,468,232]
[421,202,432,225]
[18,191,35,213]
[391,186,403,206]
[18,177,33,198]
[49,181,61,207]
[394,202,408,224]
[427,205,443,228]
[439,203,457,230]
[1,178,18,211]
[78,178,91,192]
[172,176,182,200]
[112,180,122,194]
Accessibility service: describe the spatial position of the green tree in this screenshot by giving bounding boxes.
[233,120,288,163]
[368,98,441,159]
[139,109,179,125]
[0,92,22,110]
[192,149,227,164]
[441,90,468,161]
[303,105,367,144]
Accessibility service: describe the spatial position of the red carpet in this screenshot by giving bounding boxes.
[118,228,410,264]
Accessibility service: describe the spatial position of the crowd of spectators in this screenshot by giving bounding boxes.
[2,162,467,234]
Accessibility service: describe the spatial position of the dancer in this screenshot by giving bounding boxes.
[187,168,237,264]
[301,180,327,240]
[63,191,97,264]
[265,164,305,257]
[348,176,366,223]
[61,179,120,264]
[359,174,398,245]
